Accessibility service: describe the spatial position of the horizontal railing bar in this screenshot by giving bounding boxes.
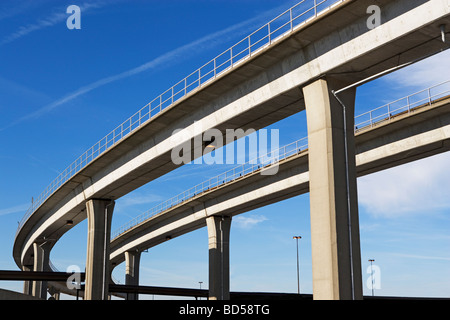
[355,80,450,130]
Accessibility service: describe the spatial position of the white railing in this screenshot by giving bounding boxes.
[111,137,309,239]
[17,0,343,236]
[355,80,450,131]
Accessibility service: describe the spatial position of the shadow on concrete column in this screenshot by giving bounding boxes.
[85,199,115,300]
[206,215,232,300]
[303,76,363,300]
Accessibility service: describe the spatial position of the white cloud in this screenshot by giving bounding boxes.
[0,1,113,45]
[358,152,450,218]
[384,50,450,89]
[0,0,54,22]
[3,2,290,130]
[0,76,51,103]
[114,193,164,214]
[120,194,164,207]
[233,214,268,229]
[364,47,450,218]
[0,203,29,217]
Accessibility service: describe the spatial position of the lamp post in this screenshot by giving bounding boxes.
[293,236,302,294]
[199,281,203,300]
[368,259,375,296]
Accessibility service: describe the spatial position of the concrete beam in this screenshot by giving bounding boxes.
[207,215,232,300]
[85,199,115,300]
[303,77,362,300]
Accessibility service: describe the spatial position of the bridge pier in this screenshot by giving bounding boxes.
[22,265,33,296]
[125,250,141,300]
[85,199,115,300]
[206,215,231,300]
[303,77,363,300]
[32,241,52,299]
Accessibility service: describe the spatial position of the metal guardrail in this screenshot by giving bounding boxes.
[17,0,343,237]
[111,137,309,239]
[355,80,450,131]
[112,79,450,240]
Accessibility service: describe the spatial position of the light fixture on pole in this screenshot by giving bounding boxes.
[368,259,375,296]
[293,236,302,294]
[199,281,203,300]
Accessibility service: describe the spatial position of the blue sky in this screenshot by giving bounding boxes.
[0,0,449,299]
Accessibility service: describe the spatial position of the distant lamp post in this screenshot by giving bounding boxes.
[293,236,302,294]
[199,281,203,300]
[368,259,375,296]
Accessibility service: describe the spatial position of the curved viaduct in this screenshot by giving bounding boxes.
[13,0,450,300]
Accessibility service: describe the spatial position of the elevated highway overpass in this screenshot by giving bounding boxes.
[108,88,450,288]
[13,0,450,300]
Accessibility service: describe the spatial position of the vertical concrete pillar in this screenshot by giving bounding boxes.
[206,215,231,300]
[108,262,116,300]
[22,265,33,295]
[125,250,141,300]
[303,77,362,300]
[85,199,115,300]
[32,241,52,299]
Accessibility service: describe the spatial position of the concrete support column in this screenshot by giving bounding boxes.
[125,250,141,300]
[206,215,231,300]
[85,199,115,300]
[32,241,52,299]
[22,265,33,296]
[303,77,363,300]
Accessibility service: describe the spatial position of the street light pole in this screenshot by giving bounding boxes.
[368,259,375,296]
[293,236,302,294]
[199,281,203,300]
